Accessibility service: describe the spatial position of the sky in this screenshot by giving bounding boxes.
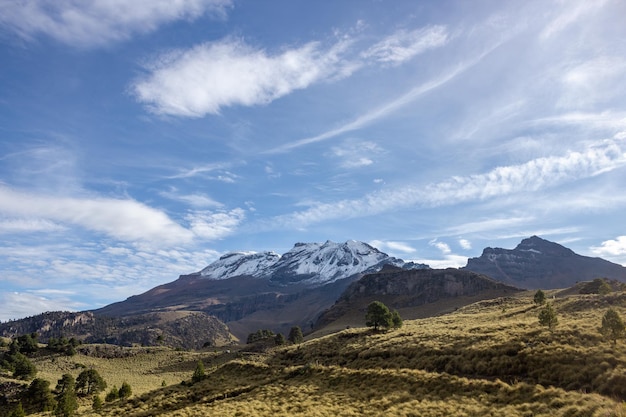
[1,0,626,321]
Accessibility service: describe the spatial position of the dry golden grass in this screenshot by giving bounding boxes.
[23,291,626,416]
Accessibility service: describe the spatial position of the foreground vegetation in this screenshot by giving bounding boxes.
[3,289,626,416]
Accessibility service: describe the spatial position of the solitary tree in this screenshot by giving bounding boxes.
[287,326,304,344]
[76,369,106,396]
[192,360,206,383]
[365,301,393,331]
[533,289,546,305]
[538,303,558,332]
[600,308,625,344]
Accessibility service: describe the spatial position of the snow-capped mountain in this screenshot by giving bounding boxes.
[198,240,428,286]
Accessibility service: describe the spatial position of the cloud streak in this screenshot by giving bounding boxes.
[0,0,233,48]
[271,138,626,228]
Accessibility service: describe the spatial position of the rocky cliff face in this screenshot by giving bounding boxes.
[463,236,626,289]
[0,310,234,349]
[314,267,521,329]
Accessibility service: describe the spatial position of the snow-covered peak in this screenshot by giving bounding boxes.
[197,240,428,286]
[199,251,280,279]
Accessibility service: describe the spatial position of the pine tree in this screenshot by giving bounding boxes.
[23,378,55,413]
[365,301,393,331]
[192,361,206,383]
[391,310,403,329]
[533,289,546,305]
[287,326,304,344]
[54,374,78,417]
[600,308,625,344]
[538,303,558,332]
[76,368,107,396]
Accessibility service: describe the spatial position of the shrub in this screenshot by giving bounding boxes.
[275,333,286,346]
[92,395,103,412]
[118,381,132,399]
[105,386,119,402]
[391,310,403,329]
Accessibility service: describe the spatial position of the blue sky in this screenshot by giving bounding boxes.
[1,0,626,321]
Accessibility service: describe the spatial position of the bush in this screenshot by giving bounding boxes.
[247,329,275,344]
[92,395,103,412]
[118,381,132,399]
[533,290,546,305]
[391,310,403,329]
[105,386,119,402]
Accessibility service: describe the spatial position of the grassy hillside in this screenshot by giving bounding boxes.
[15,290,626,416]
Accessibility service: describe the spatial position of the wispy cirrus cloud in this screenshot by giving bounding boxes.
[0,0,233,48]
[369,240,416,255]
[362,25,448,65]
[271,138,626,228]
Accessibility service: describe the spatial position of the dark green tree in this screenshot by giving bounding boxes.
[287,326,304,344]
[391,310,403,329]
[104,386,119,402]
[6,352,37,380]
[76,368,107,396]
[538,303,558,332]
[54,374,78,417]
[191,360,206,383]
[118,381,132,399]
[365,301,393,331]
[533,289,546,305]
[23,378,55,413]
[246,329,275,344]
[274,333,286,346]
[600,308,625,344]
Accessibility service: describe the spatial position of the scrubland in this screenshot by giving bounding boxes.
[24,291,626,416]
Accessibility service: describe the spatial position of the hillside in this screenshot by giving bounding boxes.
[464,236,626,289]
[314,267,521,332]
[5,287,626,416]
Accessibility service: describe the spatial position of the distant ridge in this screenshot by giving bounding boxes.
[463,235,626,289]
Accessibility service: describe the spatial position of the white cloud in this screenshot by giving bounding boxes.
[429,239,451,254]
[0,218,66,234]
[330,140,383,169]
[362,25,448,65]
[132,37,356,117]
[0,186,193,246]
[0,292,85,321]
[540,0,607,40]
[414,254,468,269]
[272,138,626,228]
[370,240,416,255]
[0,0,233,48]
[187,208,246,240]
[160,189,223,208]
[459,239,472,250]
[591,236,626,257]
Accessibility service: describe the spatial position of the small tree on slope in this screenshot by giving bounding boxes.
[366,301,393,331]
[600,308,625,344]
[538,303,558,332]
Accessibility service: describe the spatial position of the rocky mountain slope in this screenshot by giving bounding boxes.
[314,266,521,331]
[95,240,428,340]
[0,310,234,349]
[463,236,626,289]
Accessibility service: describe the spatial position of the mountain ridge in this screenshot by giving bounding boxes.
[463,235,626,289]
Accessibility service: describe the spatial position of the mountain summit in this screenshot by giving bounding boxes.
[463,236,626,289]
[198,240,428,286]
